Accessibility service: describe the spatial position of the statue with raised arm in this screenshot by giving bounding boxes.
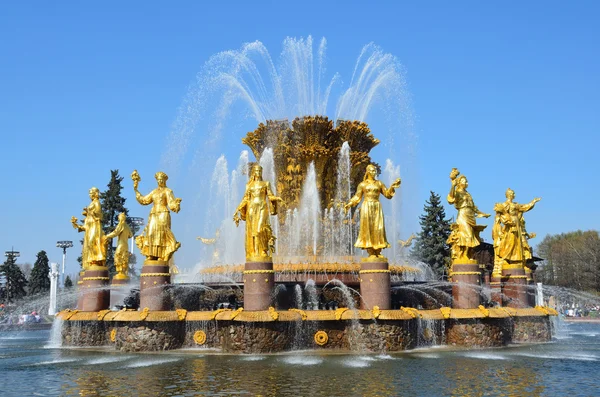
[104,212,133,280]
[71,187,106,270]
[446,168,490,264]
[131,170,181,269]
[344,164,401,261]
[233,164,282,261]
[492,188,541,276]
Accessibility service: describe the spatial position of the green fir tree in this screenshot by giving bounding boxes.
[100,170,130,276]
[0,253,28,303]
[29,250,51,295]
[411,191,452,278]
[64,275,74,288]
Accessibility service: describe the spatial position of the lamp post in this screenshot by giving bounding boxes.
[56,241,73,288]
[126,216,144,252]
[4,250,20,260]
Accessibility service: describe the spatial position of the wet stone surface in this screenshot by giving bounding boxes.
[446,319,510,347]
[512,317,552,342]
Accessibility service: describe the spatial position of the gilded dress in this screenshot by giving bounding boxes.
[135,187,181,261]
[236,180,278,259]
[348,180,396,250]
[105,218,133,275]
[447,189,485,250]
[79,198,106,269]
[495,200,536,262]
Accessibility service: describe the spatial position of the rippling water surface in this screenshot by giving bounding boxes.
[1,321,599,396]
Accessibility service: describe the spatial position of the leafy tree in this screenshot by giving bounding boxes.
[0,254,28,303]
[64,275,74,289]
[411,191,452,278]
[536,230,600,292]
[29,250,51,294]
[100,170,130,275]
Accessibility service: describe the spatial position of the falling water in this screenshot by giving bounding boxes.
[325,279,367,351]
[335,142,352,258]
[160,36,416,269]
[336,43,409,122]
[45,318,63,348]
[294,284,304,309]
[298,163,321,256]
[305,279,319,310]
[383,159,401,260]
[208,155,230,232]
[272,284,287,309]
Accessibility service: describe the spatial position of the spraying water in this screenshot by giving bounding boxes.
[158,36,416,269]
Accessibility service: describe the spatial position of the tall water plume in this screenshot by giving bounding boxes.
[335,142,353,257]
[160,36,416,269]
[383,159,401,260]
[298,163,321,256]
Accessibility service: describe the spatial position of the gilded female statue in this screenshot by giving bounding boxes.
[104,212,133,279]
[132,170,181,265]
[71,187,106,269]
[233,164,282,260]
[344,164,401,260]
[446,168,490,263]
[492,188,540,274]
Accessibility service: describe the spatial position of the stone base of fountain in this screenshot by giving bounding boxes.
[243,260,274,311]
[451,262,482,309]
[81,266,110,312]
[359,261,391,309]
[140,260,171,311]
[57,306,557,353]
[502,266,529,308]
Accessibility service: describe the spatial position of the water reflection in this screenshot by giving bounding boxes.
[2,323,600,397]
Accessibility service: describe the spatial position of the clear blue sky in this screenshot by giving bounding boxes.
[1,2,598,275]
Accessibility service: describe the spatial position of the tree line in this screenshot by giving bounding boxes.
[535,230,600,292]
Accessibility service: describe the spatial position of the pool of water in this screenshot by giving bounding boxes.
[1,320,598,396]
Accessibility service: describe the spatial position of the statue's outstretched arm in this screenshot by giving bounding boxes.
[135,188,154,206]
[519,197,541,213]
[105,221,123,240]
[166,189,182,213]
[70,216,84,232]
[345,183,364,212]
[380,178,401,199]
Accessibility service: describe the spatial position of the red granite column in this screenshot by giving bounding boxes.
[451,262,481,309]
[490,274,503,306]
[110,274,130,308]
[502,265,528,308]
[76,269,85,309]
[525,266,536,307]
[81,266,110,312]
[139,260,171,310]
[359,261,390,309]
[243,260,274,311]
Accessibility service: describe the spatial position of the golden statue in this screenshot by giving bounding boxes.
[197,228,221,264]
[71,187,106,270]
[446,169,490,263]
[344,164,401,260]
[132,170,181,268]
[233,164,282,261]
[104,212,133,280]
[398,234,416,249]
[492,188,540,276]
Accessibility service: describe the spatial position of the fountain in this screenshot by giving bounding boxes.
[55,37,557,354]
